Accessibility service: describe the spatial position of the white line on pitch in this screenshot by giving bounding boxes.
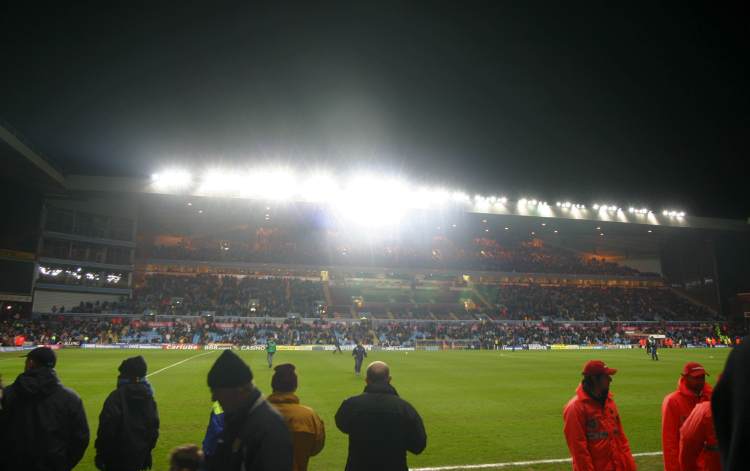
[410,451,662,470]
[146,351,215,378]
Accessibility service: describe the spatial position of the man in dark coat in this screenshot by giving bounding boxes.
[0,346,89,471]
[335,361,427,471]
[352,341,367,375]
[712,336,750,471]
[95,355,160,471]
[206,349,293,471]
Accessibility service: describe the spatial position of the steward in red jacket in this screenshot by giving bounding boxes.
[679,401,720,471]
[563,360,636,471]
[661,362,712,471]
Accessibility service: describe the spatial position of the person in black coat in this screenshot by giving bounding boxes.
[711,337,749,471]
[352,341,367,375]
[335,361,427,471]
[206,349,293,471]
[95,355,160,471]
[0,346,89,471]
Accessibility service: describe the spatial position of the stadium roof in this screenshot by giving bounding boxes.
[0,122,65,193]
[64,174,750,234]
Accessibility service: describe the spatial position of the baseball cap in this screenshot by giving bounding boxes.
[682,362,708,377]
[582,360,617,376]
[24,346,57,368]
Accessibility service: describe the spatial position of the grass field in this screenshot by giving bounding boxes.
[0,347,730,471]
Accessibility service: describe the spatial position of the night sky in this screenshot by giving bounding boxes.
[2,3,748,219]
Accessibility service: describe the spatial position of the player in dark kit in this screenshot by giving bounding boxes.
[352,341,367,375]
[650,336,659,361]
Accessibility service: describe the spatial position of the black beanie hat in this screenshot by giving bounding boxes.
[271,363,298,392]
[119,355,148,377]
[207,349,253,388]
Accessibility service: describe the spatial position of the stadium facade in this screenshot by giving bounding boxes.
[2,122,749,331]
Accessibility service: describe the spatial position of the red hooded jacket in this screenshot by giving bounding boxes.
[563,384,636,471]
[679,401,720,471]
[661,378,712,471]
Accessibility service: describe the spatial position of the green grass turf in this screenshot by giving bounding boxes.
[0,347,730,470]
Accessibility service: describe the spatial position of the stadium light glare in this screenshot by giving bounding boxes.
[299,173,339,202]
[499,197,508,204]
[152,169,192,191]
[451,191,471,203]
[246,168,297,201]
[332,175,410,228]
[198,169,244,196]
[556,202,562,207]
[593,204,600,210]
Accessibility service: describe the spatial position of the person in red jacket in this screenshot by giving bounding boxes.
[679,400,720,471]
[661,362,712,471]
[563,360,636,471]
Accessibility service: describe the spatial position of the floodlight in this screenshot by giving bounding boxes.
[247,168,297,201]
[300,173,339,202]
[199,169,244,195]
[152,169,192,191]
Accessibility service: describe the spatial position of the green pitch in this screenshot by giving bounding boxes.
[0,348,730,470]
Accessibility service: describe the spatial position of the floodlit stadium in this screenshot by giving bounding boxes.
[1,123,749,471]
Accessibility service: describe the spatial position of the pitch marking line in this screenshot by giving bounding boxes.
[146,351,215,378]
[410,451,662,470]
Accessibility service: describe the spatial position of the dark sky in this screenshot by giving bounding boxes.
[2,2,748,218]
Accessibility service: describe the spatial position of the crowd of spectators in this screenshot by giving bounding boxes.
[2,315,740,349]
[488,284,717,322]
[144,235,645,277]
[129,275,322,318]
[41,274,717,324]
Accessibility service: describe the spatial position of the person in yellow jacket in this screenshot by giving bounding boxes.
[267,363,325,471]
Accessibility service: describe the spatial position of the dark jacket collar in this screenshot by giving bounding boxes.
[15,367,61,398]
[364,382,399,396]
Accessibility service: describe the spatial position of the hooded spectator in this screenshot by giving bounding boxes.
[0,346,89,471]
[95,355,160,471]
